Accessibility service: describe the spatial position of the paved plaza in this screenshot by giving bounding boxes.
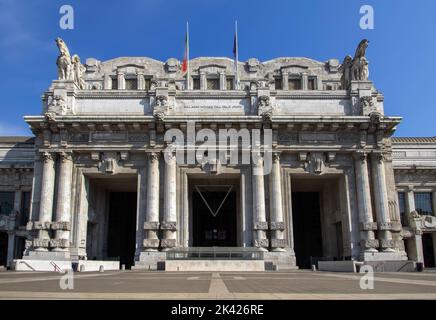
[0,270,436,299]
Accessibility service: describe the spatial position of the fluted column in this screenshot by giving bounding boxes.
[34,152,56,251]
[370,152,395,252]
[353,151,378,252]
[252,153,268,250]
[162,149,177,250]
[269,153,285,251]
[52,152,73,251]
[143,152,160,251]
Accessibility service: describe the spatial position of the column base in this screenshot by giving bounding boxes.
[264,249,297,270]
[134,251,166,270]
[359,250,408,262]
[24,250,71,261]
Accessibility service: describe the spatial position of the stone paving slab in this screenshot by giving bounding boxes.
[0,270,436,299]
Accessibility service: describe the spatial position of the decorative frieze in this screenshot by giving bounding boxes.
[360,222,378,231]
[143,239,160,248]
[254,239,269,248]
[49,239,69,248]
[160,221,177,231]
[271,239,286,248]
[360,239,379,250]
[160,239,176,248]
[143,221,160,230]
[378,221,402,231]
[31,221,52,230]
[50,221,71,231]
[379,239,395,250]
[253,221,268,230]
[269,222,285,231]
[33,238,50,248]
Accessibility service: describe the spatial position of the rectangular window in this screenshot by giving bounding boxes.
[226,78,234,90]
[274,78,282,90]
[207,78,219,90]
[289,78,301,90]
[0,192,14,215]
[125,78,138,90]
[414,192,433,215]
[308,78,316,90]
[398,192,406,226]
[144,79,151,90]
[193,78,200,90]
[20,191,31,226]
[111,78,118,90]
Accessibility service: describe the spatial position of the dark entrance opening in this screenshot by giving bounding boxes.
[193,189,237,247]
[292,192,323,269]
[0,232,8,267]
[423,233,436,268]
[107,192,137,269]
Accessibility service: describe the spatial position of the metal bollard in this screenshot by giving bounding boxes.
[121,264,126,271]
[79,264,85,272]
[311,264,317,272]
[99,265,104,273]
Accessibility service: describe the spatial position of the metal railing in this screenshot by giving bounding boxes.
[166,247,264,260]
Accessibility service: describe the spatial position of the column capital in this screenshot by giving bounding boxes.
[41,152,54,163]
[370,151,385,162]
[147,151,161,162]
[59,151,73,163]
[353,150,368,162]
[272,152,281,162]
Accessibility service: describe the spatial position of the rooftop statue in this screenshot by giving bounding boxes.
[351,39,369,81]
[56,37,72,81]
[55,37,86,89]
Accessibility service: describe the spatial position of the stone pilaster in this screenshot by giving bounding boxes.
[252,153,268,250]
[52,152,73,252]
[370,152,395,252]
[353,151,378,252]
[281,72,289,90]
[162,149,177,250]
[143,152,160,251]
[117,71,125,90]
[269,153,285,251]
[34,152,56,251]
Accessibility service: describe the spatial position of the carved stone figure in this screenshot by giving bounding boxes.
[72,54,86,89]
[56,38,72,80]
[339,55,352,89]
[351,39,370,81]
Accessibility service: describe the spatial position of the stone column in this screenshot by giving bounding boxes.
[252,154,268,250]
[143,152,160,251]
[52,152,73,252]
[200,72,206,90]
[432,191,436,216]
[117,71,125,90]
[301,73,308,90]
[405,186,416,214]
[34,152,56,251]
[162,150,177,250]
[405,186,425,263]
[370,152,395,252]
[269,153,285,251]
[281,72,289,90]
[7,231,15,267]
[219,72,226,90]
[137,71,145,90]
[353,152,378,252]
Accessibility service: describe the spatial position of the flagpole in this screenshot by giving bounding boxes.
[186,21,190,90]
[235,20,239,90]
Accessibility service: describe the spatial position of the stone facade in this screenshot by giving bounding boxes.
[0,39,435,271]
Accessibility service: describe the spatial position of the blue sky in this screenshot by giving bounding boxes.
[0,0,434,137]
